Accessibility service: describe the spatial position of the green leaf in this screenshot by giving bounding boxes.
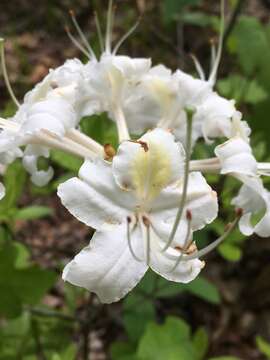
[14,206,53,220]
[185,277,220,304]
[123,293,155,343]
[192,327,209,360]
[0,240,57,317]
[218,243,242,262]
[256,336,270,359]
[162,0,202,24]
[208,357,241,360]
[137,317,195,360]
[51,150,82,172]
[0,161,26,212]
[110,342,137,360]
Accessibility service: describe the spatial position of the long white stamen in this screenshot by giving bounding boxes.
[113,18,141,55]
[127,217,142,262]
[170,214,192,272]
[66,129,104,156]
[181,211,242,261]
[105,0,114,54]
[65,27,91,59]
[142,216,151,266]
[69,10,96,60]
[162,107,194,252]
[190,54,205,81]
[94,11,105,53]
[0,118,96,159]
[0,39,20,108]
[208,0,225,85]
[113,106,130,142]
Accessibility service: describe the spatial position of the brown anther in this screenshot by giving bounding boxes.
[142,215,150,227]
[186,243,197,255]
[64,26,70,33]
[236,208,243,217]
[209,37,217,45]
[174,245,184,252]
[186,210,192,221]
[50,81,58,89]
[69,9,75,17]
[137,141,149,152]
[104,143,116,160]
[127,216,132,224]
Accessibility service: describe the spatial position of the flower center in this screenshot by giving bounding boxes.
[130,140,172,203]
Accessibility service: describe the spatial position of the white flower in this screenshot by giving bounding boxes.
[214,117,270,237]
[57,129,218,303]
[232,176,270,237]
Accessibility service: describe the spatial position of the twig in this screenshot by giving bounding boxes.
[223,0,246,46]
[27,306,78,323]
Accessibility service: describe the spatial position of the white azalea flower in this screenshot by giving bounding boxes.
[58,129,218,303]
[214,117,270,237]
[232,176,270,237]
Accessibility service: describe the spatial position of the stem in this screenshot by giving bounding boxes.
[28,306,77,322]
[223,0,246,46]
[113,106,130,142]
[0,39,20,108]
[162,108,194,252]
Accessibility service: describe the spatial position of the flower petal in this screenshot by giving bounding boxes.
[148,229,203,283]
[112,128,185,201]
[150,172,218,247]
[215,137,257,176]
[57,159,135,230]
[63,223,148,303]
[23,145,54,187]
[21,98,77,137]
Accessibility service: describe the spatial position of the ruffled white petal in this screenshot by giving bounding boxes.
[147,228,203,283]
[150,172,218,247]
[21,98,77,137]
[23,145,54,187]
[215,137,257,176]
[232,175,270,237]
[63,223,148,303]
[0,182,5,200]
[57,159,135,230]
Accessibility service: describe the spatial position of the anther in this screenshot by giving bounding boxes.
[186,209,192,221]
[138,141,149,152]
[104,143,116,160]
[142,215,150,227]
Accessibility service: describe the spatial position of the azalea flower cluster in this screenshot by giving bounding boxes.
[1,2,270,303]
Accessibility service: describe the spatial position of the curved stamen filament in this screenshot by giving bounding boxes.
[170,211,192,272]
[113,18,141,55]
[94,11,105,53]
[65,27,91,59]
[0,38,20,108]
[208,0,225,85]
[181,209,242,262]
[142,216,151,266]
[105,0,114,53]
[190,53,205,81]
[69,10,96,60]
[66,129,104,157]
[127,217,143,262]
[112,106,130,142]
[162,107,194,252]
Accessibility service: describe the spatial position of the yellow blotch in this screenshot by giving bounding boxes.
[131,141,172,201]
